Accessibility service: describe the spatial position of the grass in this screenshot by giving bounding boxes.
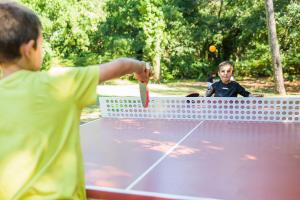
[80,77,300,123]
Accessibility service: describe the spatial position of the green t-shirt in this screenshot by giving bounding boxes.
[0,66,99,199]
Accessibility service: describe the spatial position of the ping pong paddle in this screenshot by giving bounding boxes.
[186,92,200,104]
[139,82,149,108]
[139,62,150,108]
[186,92,200,97]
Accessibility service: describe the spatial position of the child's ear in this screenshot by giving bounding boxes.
[20,40,35,58]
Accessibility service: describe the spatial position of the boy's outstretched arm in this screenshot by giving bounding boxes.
[99,58,150,84]
[205,85,215,97]
[236,83,252,97]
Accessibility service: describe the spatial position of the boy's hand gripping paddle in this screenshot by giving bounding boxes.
[139,62,150,108]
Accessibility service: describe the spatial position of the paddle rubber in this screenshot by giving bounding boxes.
[186,92,200,97]
[139,82,149,108]
[139,62,150,108]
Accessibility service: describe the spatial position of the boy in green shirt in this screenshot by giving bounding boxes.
[0,2,150,199]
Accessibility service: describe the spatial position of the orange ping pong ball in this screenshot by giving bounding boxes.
[209,45,216,53]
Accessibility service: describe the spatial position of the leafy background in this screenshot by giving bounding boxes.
[20,0,299,82]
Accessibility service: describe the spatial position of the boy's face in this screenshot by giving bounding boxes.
[218,64,233,84]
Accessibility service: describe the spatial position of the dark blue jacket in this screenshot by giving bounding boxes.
[205,80,251,97]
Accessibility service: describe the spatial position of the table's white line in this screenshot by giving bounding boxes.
[87,185,221,200]
[80,118,100,126]
[126,120,205,190]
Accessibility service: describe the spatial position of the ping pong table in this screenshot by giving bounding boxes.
[80,97,300,200]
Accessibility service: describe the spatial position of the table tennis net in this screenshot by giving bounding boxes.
[99,97,300,123]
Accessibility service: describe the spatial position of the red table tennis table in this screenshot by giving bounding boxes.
[80,97,300,200]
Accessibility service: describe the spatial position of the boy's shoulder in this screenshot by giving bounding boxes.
[211,80,242,88]
[211,80,222,87]
[230,80,242,86]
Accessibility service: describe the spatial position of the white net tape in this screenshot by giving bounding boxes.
[99,97,300,123]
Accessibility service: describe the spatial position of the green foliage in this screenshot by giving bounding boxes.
[18,0,300,81]
[41,40,53,70]
[94,0,141,58]
[20,0,105,67]
[235,43,272,77]
[277,2,300,80]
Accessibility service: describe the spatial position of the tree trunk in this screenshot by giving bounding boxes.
[218,0,223,19]
[265,0,286,95]
[153,55,161,83]
[152,36,163,83]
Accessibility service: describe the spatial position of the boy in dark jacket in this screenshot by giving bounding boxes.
[205,61,252,97]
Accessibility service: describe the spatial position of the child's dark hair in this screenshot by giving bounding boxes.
[218,61,234,71]
[0,2,42,63]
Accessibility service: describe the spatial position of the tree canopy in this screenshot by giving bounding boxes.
[20,0,300,83]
